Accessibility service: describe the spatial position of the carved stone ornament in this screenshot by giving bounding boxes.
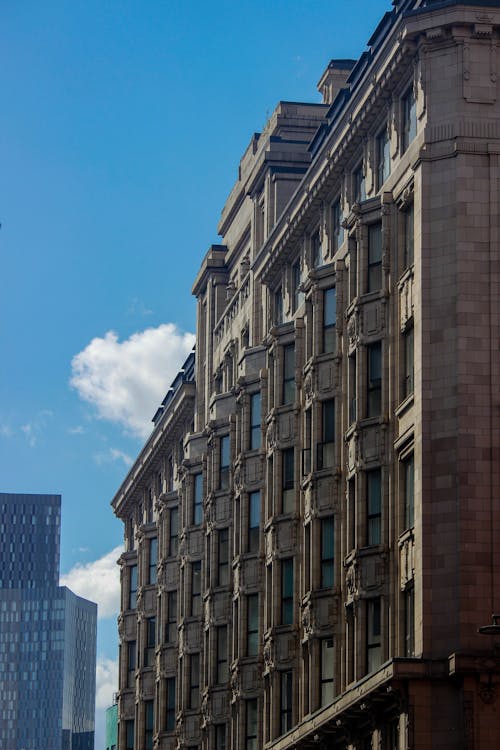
[233,464,243,493]
[266,420,277,452]
[345,562,358,598]
[230,668,241,704]
[347,314,358,350]
[303,371,314,403]
[200,691,211,727]
[301,601,315,637]
[263,638,275,672]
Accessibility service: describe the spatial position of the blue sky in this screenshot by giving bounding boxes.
[1,0,390,744]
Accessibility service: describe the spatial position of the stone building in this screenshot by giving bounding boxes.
[111,0,500,748]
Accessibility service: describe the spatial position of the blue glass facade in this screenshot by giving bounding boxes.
[0,493,97,750]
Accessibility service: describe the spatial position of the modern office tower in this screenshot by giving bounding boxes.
[0,493,97,750]
[106,703,118,750]
[112,1,500,748]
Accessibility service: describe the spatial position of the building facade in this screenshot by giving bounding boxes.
[0,493,97,750]
[112,0,500,748]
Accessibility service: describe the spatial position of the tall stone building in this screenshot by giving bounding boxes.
[112,0,500,748]
[0,493,97,750]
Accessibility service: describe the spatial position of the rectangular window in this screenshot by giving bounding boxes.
[250,392,261,450]
[283,344,295,405]
[216,625,228,683]
[274,287,284,325]
[367,469,382,546]
[404,587,415,657]
[191,561,201,616]
[318,399,335,470]
[247,593,259,656]
[129,565,137,610]
[282,448,294,514]
[192,474,203,526]
[404,454,415,529]
[220,436,230,490]
[376,128,391,190]
[354,164,366,203]
[148,537,157,585]
[125,720,134,750]
[248,491,260,553]
[292,261,303,312]
[281,559,294,625]
[127,640,136,688]
[189,653,200,709]
[367,223,382,293]
[246,698,258,750]
[323,287,336,354]
[217,528,229,586]
[367,599,382,673]
[312,231,322,268]
[169,508,178,556]
[349,353,357,424]
[280,671,293,735]
[144,616,156,667]
[367,342,382,417]
[320,638,334,706]
[167,590,177,643]
[332,199,344,252]
[145,700,154,750]
[346,605,355,685]
[347,478,356,551]
[166,677,176,731]
[321,518,334,588]
[402,87,417,152]
[404,203,414,268]
[403,327,414,399]
[215,725,226,750]
[349,237,358,303]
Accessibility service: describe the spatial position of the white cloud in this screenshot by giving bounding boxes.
[68,425,85,435]
[60,546,123,619]
[70,323,195,438]
[20,409,54,447]
[95,656,119,710]
[94,447,133,468]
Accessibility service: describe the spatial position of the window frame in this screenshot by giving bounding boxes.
[367,468,382,546]
[249,392,261,450]
[192,473,203,526]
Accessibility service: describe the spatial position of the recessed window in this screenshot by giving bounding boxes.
[145,701,154,750]
[247,594,259,656]
[219,436,230,490]
[320,517,334,588]
[144,616,156,667]
[248,491,260,553]
[193,474,203,526]
[403,327,414,399]
[354,164,366,203]
[367,598,382,673]
[191,561,201,617]
[320,638,334,706]
[125,720,134,750]
[323,287,336,354]
[250,392,261,450]
[367,469,382,546]
[318,400,335,470]
[376,127,391,190]
[283,345,295,405]
[166,677,176,731]
[312,231,322,268]
[403,454,414,530]
[169,508,178,556]
[292,261,303,312]
[281,559,294,625]
[189,653,200,709]
[404,203,414,268]
[148,537,157,585]
[280,671,293,735]
[216,625,228,683]
[128,565,137,610]
[332,199,345,252]
[127,640,136,688]
[167,590,177,643]
[217,528,229,586]
[404,586,415,657]
[246,698,258,750]
[367,223,382,293]
[402,87,417,152]
[282,448,294,514]
[367,342,382,417]
[215,724,226,750]
[274,287,284,325]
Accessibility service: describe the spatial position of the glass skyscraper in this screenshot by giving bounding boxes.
[0,492,97,750]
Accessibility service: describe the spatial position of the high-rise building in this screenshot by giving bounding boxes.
[0,492,97,750]
[112,0,500,748]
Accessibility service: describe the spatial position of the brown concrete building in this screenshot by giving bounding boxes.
[111,0,500,748]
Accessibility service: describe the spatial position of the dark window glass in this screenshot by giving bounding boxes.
[275,287,284,325]
[292,261,303,312]
[127,641,136,688]
[376,128,391,189]
[354,165,366,203]
[169,508,178,556]
[166,677,176,731]
[332,199,345,252]
[280,671,293,734]
[145,700,154,750]
[404,455,415,529]
[191,561,201,616]
[148,537,157,585]
[189,653,200,708]
[367,223,382,293]
[283,345,295,405]
[246,699,258,750]
[403,327,414,399]
[218,528,229,586]
[367,599,382,673]
[250,393,261,450]
[320,638,334,706]
[125,720,134,750]
[248,491,260,553]
[318,400,335,470]
[247,594,259,656]
[367,469,382,546]
[282,448,294,514]
[405,587,415,657]
[215,725,226,750]
[220,436,230,490]
[193,474,203,526]
[404,203,414,268]
[167,590,177,643]
[129,565,137,610]
[321,517,334,588]
[312,231,322,268]
[216,626,228,683]
[144,616,156,667]
[367,342,382,417]
[323,287,337,354]
[281,559,294,625]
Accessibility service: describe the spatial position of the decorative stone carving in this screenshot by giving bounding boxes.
[266,420,277,452]
[301,600,316,638]
[303,371,314,404]
[345,561,359,599]
[263,637,275,672]
[200,691,211,728]
[230,667,241,704]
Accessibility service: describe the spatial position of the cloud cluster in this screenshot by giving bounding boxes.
[94,447,133,468]
[60,546,123,619]
[95,656,119,709]
[70,323,195,438]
